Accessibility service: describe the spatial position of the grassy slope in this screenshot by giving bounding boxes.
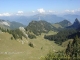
[62,39,73,48]
[53,24,63,28]
[0,31,63,60]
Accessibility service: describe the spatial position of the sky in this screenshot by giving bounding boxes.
[0,0,80,16]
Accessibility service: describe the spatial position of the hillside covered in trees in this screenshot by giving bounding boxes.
[44,28,77,45]
[44,18,80,45]
[25,20,58,35]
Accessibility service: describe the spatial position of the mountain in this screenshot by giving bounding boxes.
[30,14,65,23]
[0,19,10,29]
[0,14,65,25]
[67,18,80,29]
[44,18,80,45]
[53,20,72,28]
[0,16,29,25]
[63,14,80,23]
[9,21,26,29]
[0,19,25,29]
[26,20,57,35]
[0,14,80,26]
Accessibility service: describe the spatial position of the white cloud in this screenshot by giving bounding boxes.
[16,11,24,15]
[16,14,20,15]
[76,8,80,11]
[48,10,55,13]
[16,13,23,16]
[65,10,75,13]
[32,11,35,13]
[18,11,23,14]
[49,10,53,12]
[71,10,75,13]
[37,8,45,13]
[0,13,11,16]
[65,10,70,12]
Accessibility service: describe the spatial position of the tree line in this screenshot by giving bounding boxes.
[44,28,77,45]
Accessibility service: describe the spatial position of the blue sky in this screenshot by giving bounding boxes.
[0,0,80,16]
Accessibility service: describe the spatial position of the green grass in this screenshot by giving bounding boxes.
[0,31,63,60]
[53,24,63,28]
[61,39,73,48]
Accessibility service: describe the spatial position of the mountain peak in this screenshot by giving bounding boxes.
[73,18,80,27]
[67,18,80,29]
[26,20,57,35]
[74,18,80,24]
[56,20,72,27]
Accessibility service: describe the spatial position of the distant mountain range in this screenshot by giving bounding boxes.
[0,14,64,25]
[0,14,80,25]
[1,17,79,34]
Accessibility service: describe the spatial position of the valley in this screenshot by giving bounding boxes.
[0,0,80,59]
[0,31,63,60]
[0,18,80,60]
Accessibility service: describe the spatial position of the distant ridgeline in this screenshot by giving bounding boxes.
[0,19,25,30]
[44,18,80,45]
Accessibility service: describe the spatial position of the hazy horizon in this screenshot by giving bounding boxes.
[0,0,80,16]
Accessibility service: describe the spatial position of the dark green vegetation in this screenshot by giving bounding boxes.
[28,34,36,39]
[9,29,26,40]
[44,18,80,45]
[44,36,80,60]
[43,18,80,60]
[54,20,72,28]
[28,42,34,48]
[66,36,80,60]
[25,20,57,35]
[44,28,77,45]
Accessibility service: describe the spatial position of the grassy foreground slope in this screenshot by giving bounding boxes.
[0,31,63,60]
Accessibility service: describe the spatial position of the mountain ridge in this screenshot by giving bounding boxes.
[54,20,72,28]
[0,14,80,25]
[25,20,58,35]
[0,19,26,29]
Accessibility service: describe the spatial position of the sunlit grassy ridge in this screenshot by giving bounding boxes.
[0,31,63,60]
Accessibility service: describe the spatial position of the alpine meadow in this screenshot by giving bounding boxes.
[0,0,80,60]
